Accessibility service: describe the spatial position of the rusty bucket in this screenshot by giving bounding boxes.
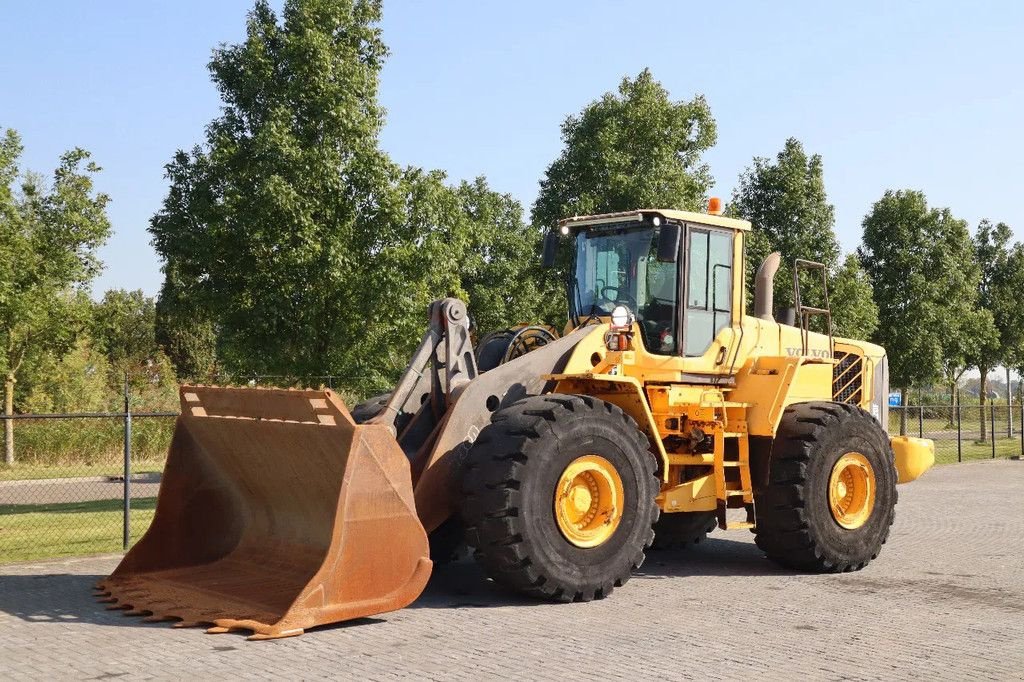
[96,386,432,640]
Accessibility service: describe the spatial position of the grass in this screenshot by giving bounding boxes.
[1,417,175,469]
[933,437,1021,464]
[0,497,156,564]
[888,411,1024,463]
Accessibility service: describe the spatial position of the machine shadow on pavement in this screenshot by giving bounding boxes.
[635,536,800,580]
[0,537,790,631]
[409,535,796,611]
[0,572,392,634]
[0,573,147,628]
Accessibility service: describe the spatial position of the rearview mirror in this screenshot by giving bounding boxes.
[656,223,681,263]
[541,231,559,268]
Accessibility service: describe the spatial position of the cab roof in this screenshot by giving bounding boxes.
[556,208,751,232]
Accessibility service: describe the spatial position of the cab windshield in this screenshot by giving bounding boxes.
[571,226,679,355]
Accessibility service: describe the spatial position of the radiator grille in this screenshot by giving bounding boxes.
[833,352,864,404]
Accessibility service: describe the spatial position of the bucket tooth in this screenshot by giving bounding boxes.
[98,386,432,640]
[172,621,202,629]
[142,614,173,623]
[247,630,303,642]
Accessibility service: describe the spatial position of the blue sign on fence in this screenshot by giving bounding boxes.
[888,393,902,407]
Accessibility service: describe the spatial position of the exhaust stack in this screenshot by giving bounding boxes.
[754,252,782,321]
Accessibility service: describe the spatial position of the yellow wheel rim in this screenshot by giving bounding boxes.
[554,455,624,548]
[828,452,876,529]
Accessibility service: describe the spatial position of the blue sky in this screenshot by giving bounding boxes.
[3,1,1022,297]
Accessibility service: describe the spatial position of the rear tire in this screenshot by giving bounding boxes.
[460,394,659,602]
[351,393,390,423]
[754,402,897,572]
[651,511,717,550]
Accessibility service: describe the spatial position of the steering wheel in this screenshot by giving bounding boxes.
[600,286,638,309]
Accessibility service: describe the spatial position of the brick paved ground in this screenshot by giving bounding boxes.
[1,460,1021,681]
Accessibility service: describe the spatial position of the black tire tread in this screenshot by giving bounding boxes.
[754,401,897,573]
[460,394,660,602]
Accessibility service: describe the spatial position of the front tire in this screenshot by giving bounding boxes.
[754,402,897,572]
[460,394,660,602]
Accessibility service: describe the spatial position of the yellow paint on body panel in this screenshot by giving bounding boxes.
[891,436,935,483]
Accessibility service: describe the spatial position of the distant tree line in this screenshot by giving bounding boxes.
[3,0,1022,463]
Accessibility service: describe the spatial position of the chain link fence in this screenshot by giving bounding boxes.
[3,396,1021,565]
[890,404,1024,463]
[0,411,175,565]
[0,375,384,566]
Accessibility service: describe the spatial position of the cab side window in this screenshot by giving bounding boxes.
[684,228,733,356]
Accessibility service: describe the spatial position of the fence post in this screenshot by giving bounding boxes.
[918,406,924,439]
[122,374,132,550]
[1008,367,1013,438]
[956,403,962,463]
[990,404,996,459]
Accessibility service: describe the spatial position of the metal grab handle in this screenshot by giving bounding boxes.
[792,259,833,357]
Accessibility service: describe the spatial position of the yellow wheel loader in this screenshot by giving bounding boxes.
[97,204,935,639]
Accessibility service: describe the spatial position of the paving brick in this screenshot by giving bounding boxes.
[0,460,1021,680]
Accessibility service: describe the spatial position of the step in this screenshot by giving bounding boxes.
[722,521,755,530]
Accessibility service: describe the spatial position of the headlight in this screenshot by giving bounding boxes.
[610,305,634,329]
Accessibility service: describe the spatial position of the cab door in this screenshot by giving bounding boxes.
[682,225,735,359]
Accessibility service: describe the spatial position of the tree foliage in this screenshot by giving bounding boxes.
[972,221,1024,368]
[967,221,1024,432]
[150,0,397,382]
[859,190,985,393]
[0,128,111,463]
[533,69,716,229]
[151,0,545,391]
[154,264,218,382]
[828,254,880,341]
[531,69,716,323]
[728,138,876,339]
[23,339,112,414]
[91,289,158,377]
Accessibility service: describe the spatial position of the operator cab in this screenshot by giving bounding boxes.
[544,205,751,359]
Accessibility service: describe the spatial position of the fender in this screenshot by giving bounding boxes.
[546,373,671,483]
[728,355,833,437]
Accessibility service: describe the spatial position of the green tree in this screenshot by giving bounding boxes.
[828,254,880,341]
[859,191,983,414]
[728,138,876,338]
[969,220,1024,439]
[356,170,548,383]
[533,69,716,228]
[1006,243,1024,403]
[90,288,182,407]
[531,69,716,322]
[154,267,218,382]
[150,0,404,385]
[23,338,112,414]
[0,128,111,464]
[91,289,158,378]
[151,1,547,393]
[428,176,546,336]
